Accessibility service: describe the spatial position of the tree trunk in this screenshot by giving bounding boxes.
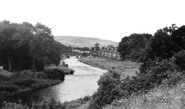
[32,59,36,70]
[8,58,12,71]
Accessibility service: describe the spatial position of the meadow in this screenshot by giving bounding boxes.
[79,57,140,78]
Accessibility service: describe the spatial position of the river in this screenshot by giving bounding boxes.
[1,57,107,106]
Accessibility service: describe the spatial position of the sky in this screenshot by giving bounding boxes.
[0,0,185,42]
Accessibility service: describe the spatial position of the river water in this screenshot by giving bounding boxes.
[2,57,107,106]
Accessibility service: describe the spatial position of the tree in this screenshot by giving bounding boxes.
[29,23,61,71]
[94,43,100,53]
[171,25,185,50]
[0,21,64,71]
[0,22,27,71]
[118,34,152,61]
[144,24,179,61]
[117,37,129,60]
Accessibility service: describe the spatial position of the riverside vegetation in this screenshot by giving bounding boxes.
[0,21,74,108]
[79,24,185,109]
[2,21,185,109]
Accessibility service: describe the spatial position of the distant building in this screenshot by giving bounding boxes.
[99,49,121,60]
[74,50,90,54]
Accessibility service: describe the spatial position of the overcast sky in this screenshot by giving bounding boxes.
[0,0,185,42]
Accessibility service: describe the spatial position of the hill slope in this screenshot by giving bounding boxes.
[54,36,118,47]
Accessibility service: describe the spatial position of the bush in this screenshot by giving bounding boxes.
[88,59,182,109]
[57,65,74,75]
[9,72,36,87]
[33,71,47,79]
[174,50,185,70]
[0,75,9,82]
[44,68,65,81]
[82,52,88,57]
[0,84,19,93]
[83,96,91,101]
[88,70,122,109]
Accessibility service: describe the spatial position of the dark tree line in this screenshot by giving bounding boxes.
[73,46,90,51]
[118,33,152,61]
[0,21,69,71]
[118,24,185,62]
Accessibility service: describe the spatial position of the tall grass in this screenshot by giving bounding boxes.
[104,81,185,109]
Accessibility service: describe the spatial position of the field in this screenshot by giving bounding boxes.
[79,57,140,78]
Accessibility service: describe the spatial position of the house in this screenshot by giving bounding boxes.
[99,49,121,60]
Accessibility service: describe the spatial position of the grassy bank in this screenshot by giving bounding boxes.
[2,96,91,109]
[76,57,141,109]
[79,57,140,77]
[104,81,185,109]
[82,56,185,109]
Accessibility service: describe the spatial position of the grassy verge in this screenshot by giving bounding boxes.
[64,96,91,109]
[104,81,185,109]
[2,96,91,109]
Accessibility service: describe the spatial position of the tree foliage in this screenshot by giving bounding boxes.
[117,24,185,62]
[118,33,152,61]
[0,21,69,71]
[89,24,185,109]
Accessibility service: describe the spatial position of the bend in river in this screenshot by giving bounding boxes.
[2,57,107,105]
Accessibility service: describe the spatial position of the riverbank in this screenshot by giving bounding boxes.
[71,57,141,109]
[0,65,74,107]
[2,57,107,109]
[80,57,185,109]
[79,57,140,77]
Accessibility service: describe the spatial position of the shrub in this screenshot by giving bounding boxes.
[0,75,9,82]
[83,96,91,101]
[0,84,19,93]
[88,70,122,109]
[44,68,65,81]
[82,52,88,57]
[174,50,185,70]
[9,72,36,87]
[33,72,47,79]
[88,59,182,109]
[11,78,35,87]
[57,65,74,75]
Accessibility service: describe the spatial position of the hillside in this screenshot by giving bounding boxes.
[54,36,118,47]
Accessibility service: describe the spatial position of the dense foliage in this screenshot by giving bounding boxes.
[44,68,65,81]
[0,21,70,71]
[88,70,122,109]
[88,58,184,109]
[118,33,152,61]
[0,69,65,98]
[88,24,185,109]
[73,46,90,51]
[118,24,185,62]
